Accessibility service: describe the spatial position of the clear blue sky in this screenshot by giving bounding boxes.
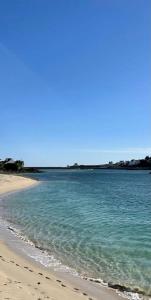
[0,0,150,166]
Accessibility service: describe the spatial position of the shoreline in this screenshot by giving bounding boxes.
[0,173,38,196]
[0,174,134,300]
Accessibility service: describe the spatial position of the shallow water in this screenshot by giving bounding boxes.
[1,170,151,297]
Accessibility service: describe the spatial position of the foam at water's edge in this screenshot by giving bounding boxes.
[5,221,79,275]
[0,218,147,300]
[82,277,145,300]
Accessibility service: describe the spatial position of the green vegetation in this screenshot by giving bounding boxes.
[0,158,24,172]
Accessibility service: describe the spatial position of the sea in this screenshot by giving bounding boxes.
[0,169,151,299]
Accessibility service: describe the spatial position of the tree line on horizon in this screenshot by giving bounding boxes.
[68,156,151,169]
[0,158,24,172]
[0,156,151,171]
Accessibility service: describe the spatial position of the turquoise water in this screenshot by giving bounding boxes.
[1,170,151,297]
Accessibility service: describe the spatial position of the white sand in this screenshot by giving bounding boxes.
[0,173,37,195]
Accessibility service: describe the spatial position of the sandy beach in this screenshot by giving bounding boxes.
[0,174,123,300]
[0,240,92,300]
[0,173,38,195]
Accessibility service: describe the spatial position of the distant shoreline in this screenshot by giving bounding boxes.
[26,166,151,170]
[1,156,151,173]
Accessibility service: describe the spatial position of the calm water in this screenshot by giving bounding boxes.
[1,170,151,297]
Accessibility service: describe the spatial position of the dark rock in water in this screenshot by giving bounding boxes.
[133,288,145,295]
[88,278,101,284]
[35,245,44,251]
[108,283,130,292]
[8,226,15,233]
[93,279,101,284]
[108,283,146,296]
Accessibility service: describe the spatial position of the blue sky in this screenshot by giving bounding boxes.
[0,0,150,166]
